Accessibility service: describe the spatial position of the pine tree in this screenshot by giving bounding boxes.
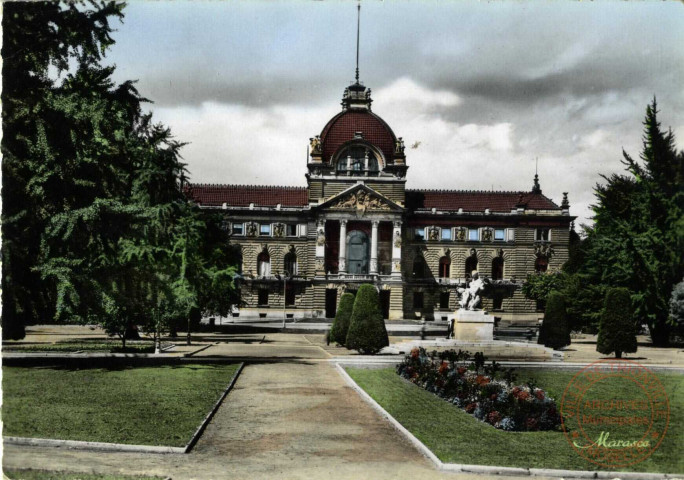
[329,292,354,346]
[346,284,389,354]
[583,99,684,346]
[597,287,637,358]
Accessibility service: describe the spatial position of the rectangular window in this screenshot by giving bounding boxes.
[535,229,550,241]
[232,223,244,235]
[415,228,425,241]
[260,224,271,236]
[258,289,269,306]
[413,292,424,309]
[494,229,505,241]
[286,224,297,237]
[440,291,450,309]
[468,228,479,241]
[441,228,452,241]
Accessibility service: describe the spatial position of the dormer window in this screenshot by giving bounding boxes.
[335,145,379,175]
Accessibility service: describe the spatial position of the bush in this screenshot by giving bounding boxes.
[346,284,389,354]
[329,292,355,346]
[597,287,637,358]
[537,292,570,350]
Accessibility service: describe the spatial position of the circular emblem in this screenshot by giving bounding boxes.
[561,359,670,468]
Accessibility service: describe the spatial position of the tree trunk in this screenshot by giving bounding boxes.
[615,350,622,359]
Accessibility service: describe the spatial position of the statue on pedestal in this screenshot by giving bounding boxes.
[458,272,487,310]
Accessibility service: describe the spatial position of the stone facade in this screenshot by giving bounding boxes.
[186,81,574,325]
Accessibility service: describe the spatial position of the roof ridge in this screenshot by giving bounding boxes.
[189,183,307,190]
[407,189,528,194]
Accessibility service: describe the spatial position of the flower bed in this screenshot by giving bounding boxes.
[396,347,561,432]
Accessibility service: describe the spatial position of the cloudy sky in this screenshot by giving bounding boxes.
[107,1,684,228]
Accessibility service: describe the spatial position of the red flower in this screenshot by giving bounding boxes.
[488,411,502,425]
[526,417,538,430]
[535,390,545,401]
[490,393,498,401]
[465,402,478,413]
[516,391,530,401]
[475,375,490,386]
[438,362,449,375]
[457,367,467,375]
[410,348,420,359]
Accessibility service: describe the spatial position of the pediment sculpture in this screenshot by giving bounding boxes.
[534,242,554,258]
[328,190,391,212]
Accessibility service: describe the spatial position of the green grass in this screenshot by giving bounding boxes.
[4,471,162,480]
[346,367,683,473]
[2,340,155,353]
[2,363,240,447]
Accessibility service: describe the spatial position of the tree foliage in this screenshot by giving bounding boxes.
[597,287,637,358]
[329,292,354,346]
[346,284,389,354]
[537,292,571,350]
[582,99,683,346]
[1,2,237,343]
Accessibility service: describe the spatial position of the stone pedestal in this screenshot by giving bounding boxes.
[453,309,494,341]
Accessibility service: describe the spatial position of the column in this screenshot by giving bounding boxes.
[391,220,402,278]
[315,219,326,275]
[338,220,347,274]
[370,220,379,275]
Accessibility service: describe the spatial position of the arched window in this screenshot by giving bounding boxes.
[465,255,478,280]
[284,252,298,275]
[413,256,427,278]
[438,256,451,279]
[535,256,548,274]
[257,251,271,277]
[492,257,504,280]
[336,145,380,175]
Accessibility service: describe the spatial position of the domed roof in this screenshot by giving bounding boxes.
[319,83,398,164]
[320,110,397,164]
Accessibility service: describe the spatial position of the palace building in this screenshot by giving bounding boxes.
[186,79,574,326]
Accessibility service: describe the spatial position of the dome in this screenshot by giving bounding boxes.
[320,110,397,164]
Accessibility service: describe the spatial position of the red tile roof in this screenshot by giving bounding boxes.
[185,184,308,207]
[406,190,560,213]
[320,110,397,163]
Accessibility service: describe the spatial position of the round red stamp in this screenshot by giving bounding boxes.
[560,359,670,468]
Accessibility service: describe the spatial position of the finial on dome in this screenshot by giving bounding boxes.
[355,1,361,83]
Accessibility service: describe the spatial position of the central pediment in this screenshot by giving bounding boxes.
[317,184,403,213]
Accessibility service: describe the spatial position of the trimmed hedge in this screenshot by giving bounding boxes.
[597,287,637,358]
[329,292,355,346]
[346,284,389,354]
[538,291,570,350]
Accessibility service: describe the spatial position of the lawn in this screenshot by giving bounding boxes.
[346,367,683,474]
[5,471,162,480]
[2,363,240,447]
[2,340,155,353]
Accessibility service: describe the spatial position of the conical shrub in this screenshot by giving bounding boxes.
[329,292,355,346]
[597,287,637,358]
[346,284,389,354]
[538,291,571,350]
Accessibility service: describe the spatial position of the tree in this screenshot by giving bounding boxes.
[2,1,125,339]
[669,279,684,339]
[582,99,683,346]
[346,284,389,354]
[597,287,637,358]
[329,292,354,346]
[537,292,571,350]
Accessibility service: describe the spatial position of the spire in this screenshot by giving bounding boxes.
[341,2,372,111]
[532,158,542,194]
[355,1,361,82]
